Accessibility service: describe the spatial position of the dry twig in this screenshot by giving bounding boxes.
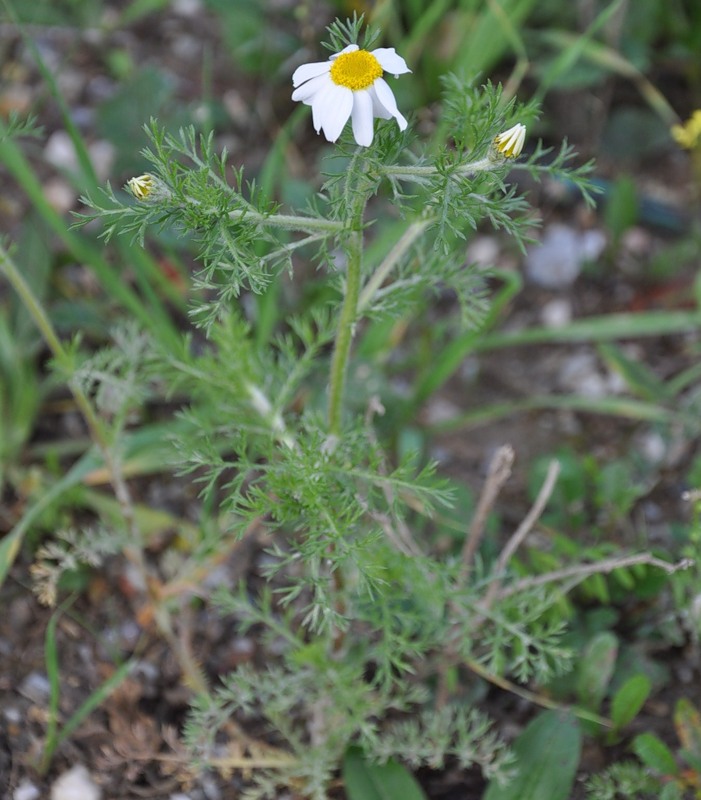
[461,444,514,575]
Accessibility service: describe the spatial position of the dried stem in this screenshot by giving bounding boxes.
[464,656,613,729]
[498,554,694,600]
[461,445,514,576]
[482,459,560,609]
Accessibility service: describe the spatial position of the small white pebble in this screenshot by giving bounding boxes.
[4,706,21,724]
[525,224,606,289]
[87,140,115,182]
[44,130,79,173]
[14,779,40,800]
[466,235,500,268]
[637,431,666,464]
[50,764,101,800]
[43,178,77,214]
[172,0,201,15]
[540,297,572,328]
[19,672,51,704]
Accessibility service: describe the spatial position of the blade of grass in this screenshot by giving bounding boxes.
[41,604,64,773]
[410,268,522,410]
[475,308,701,350]
[2,2,184,349]
[427,393,689,434]
[40,600,134,774]
[597,342,675,402]
[537,30,678,125]
[451,0,538,79]
[531,0,625,106]
[0,450,99,587]
[0,129,173,344]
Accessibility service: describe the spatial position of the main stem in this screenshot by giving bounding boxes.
[327,189,367,435]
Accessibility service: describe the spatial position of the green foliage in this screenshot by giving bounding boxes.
[586,698,701,800]
[483,710,581,800]
[64,62,597,794]
[39,602,135,775]
[576,632,619,712]
[585,761,668,800]
[343,748,428,800]
[611,674,652,730]
[632,732,679,776]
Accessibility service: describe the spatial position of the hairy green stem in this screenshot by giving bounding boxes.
[179,194,346,234]
[327,227,363,434]
[380,156,496,181]
[257,211,346,233]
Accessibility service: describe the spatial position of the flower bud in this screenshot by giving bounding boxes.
[493,123,526,159]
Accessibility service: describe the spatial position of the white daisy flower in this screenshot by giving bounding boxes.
[292,44,411,147]
[493,123,527,159]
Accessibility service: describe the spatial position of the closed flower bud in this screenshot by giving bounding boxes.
[493,123,526,159]
[127,174,156,201]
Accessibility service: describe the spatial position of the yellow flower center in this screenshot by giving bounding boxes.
[330,49,383,91]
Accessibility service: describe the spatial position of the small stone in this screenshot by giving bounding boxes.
[14,779,40,800]
[19,672,51,704]
[50,765,101,800]
[525,224,606,289]
[4,706,21,724]
[466,235,500,268]
[557,351,607,397]
[620,226,652,257]
[172,0,202,15]
[424,397,461,424]
[227,636,255,667]
[43,178,77,214]
[540,297,572,328]
[44,130,79,173]
[222,90,249,126]
[637,431,666,464]
[88,140,115,182]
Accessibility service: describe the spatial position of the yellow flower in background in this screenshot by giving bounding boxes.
[292,44,411,147]
[127,174,156,200]
[671,110,701,150]
[493,123,527,159]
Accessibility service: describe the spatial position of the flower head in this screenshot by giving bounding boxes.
[671,110,701,150]
[127,174,156,200]
[493,123,526,159]
[292,44,411,147]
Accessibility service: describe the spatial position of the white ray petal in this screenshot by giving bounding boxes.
[351,90,374,147]
[292,61,331,88]
[368,85,392,119]
[372,78,407,130]
[319,85,353,142]
[372,48,411,76]
[330,44,359,60]
[291,73,330,104]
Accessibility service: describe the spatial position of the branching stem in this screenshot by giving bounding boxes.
[380,156,497,182]
[358,216,434,313]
